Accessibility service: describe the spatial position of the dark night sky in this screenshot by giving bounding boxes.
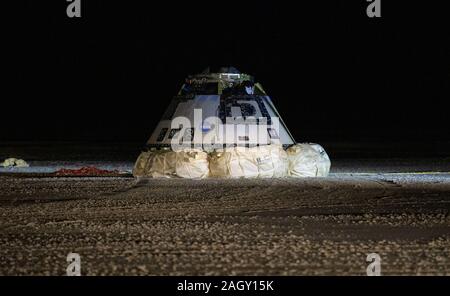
[2,1,449,143]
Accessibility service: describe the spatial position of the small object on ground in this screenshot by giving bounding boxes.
[1,158,29,168]
[54,166,120,176]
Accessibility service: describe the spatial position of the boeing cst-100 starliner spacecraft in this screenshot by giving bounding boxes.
[133,67,330,179]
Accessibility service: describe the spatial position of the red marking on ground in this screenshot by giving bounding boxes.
[54,166,120,176]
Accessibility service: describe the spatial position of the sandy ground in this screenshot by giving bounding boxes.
[0,141,449,275]
[0,170,449,275]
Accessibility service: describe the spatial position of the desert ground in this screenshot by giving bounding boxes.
[0,142,449,275]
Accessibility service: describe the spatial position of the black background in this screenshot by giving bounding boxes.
[1,276,448,296]
[3,0,449,144]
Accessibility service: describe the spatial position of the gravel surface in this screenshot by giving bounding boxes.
[0,172,449,276]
